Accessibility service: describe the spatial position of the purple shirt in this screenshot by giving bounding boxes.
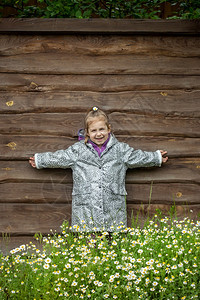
[78,129,110,157]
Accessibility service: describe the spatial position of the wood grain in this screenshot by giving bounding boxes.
[0,112,199,137]
[126,183,200,205]
[1,54,200,75]
[1,90,199,117]
[1,182,199,205]
[0,202,199,235]
[0,203,71,235]
[1,35,199,57]
[0,182,73,204]
[126,159,200,185]
[0,159,199,185]
[1,135,199,159]
[0,19,199,34]
[1,74,200,92]
[110,112,200,138]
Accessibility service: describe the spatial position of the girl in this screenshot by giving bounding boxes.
[29,107,168,231]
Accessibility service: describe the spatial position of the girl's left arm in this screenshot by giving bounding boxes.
[121,143,168,169]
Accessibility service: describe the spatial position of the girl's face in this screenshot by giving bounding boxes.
[87,118,111,148]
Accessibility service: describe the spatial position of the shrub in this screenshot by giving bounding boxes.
[0,0,200,19]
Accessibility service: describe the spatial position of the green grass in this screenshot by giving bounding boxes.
[0,214,199,299]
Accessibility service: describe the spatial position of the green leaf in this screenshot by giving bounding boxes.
[83,9,92,18]
[75,9,82,18]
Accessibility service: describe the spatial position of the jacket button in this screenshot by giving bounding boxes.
[99,185,101,188]
[99,166,102,169]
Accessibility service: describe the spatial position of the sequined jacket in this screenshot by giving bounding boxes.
[35,134,162,231]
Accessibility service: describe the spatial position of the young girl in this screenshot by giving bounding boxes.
[29,107,168,232]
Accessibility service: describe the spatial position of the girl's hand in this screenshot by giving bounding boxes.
[159,150,168,163]
[29,156,36,168]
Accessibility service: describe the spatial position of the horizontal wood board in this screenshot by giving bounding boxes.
[1,182,200,205]
[1,135,200,159]
[0,20,199,251]
[0,19,199,34]
[1,35,200,57]
[1,54,200,75]
[1,159,200,184]
[0,201,199,236]
[0,112,199,138]
[1,74,200,92]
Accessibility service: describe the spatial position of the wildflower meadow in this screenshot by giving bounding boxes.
[0,213,199,299]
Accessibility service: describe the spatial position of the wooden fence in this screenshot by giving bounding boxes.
[0,19,199,251]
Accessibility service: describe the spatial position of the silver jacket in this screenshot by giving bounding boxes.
[35,134,162,231]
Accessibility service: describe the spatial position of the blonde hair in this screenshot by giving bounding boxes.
[84,108,111,143]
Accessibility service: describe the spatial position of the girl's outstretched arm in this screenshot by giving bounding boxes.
[159,150,168,163]
[121,142,168,169]
[29,156,36,168]
[28,143,79,170]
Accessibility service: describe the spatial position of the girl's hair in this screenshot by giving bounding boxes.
[84,107,111,143]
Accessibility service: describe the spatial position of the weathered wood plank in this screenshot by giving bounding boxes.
[126,158,200,184]
[119,136,200,158]
[0,182,72,204]
[0,135,75,159]
[0,19,199,35]
[0,161,73,183]
[0,203,71,235]
[0,182,199,205]
[1,54,200,75]
[110,112,200,138]
[0,74,200,92]
[126,183,200,205]
[0,35,199,57]
[0,113,83,137]
[0,159,199,184]
[0,202,199,235]
[0,112,199,137]
[1,90,199,117]
[1,135,199,159]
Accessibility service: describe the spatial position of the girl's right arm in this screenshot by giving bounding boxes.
[29,144,79,169]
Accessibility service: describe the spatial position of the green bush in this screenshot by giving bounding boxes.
[0,0,200,19]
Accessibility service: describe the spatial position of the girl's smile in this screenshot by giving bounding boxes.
[87,119,111,148]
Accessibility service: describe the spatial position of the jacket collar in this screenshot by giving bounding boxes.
[105,133,117,149]
[82,133,117,157]
[99,134,117,157]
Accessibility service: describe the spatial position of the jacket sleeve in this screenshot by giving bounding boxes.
[34,143,79,169]
[120,143,162,169]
